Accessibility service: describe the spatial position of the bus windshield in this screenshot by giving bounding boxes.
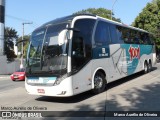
[27,23,69,76]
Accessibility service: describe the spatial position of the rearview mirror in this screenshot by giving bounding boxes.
[67,28,80,32]
[16,39,29,46]
[58,30,67,46]
[66,28,80,40]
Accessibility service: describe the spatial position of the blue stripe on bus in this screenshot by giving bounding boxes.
[121,44,153,75]
[27,77,38,80]
[92,44,153,75]
[92,46,110,59]
[27,77,57,80]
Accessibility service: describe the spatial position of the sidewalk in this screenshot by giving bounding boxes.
[0,75,10,79]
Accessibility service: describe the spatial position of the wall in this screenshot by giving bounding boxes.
[0,56,21,74]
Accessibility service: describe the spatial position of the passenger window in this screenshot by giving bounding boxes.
[110,24,119,44]
[144,33,151,44]
[133,31,140,44]
[94,21,111,45]
[116,26,124,43]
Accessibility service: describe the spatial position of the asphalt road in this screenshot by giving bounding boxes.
[0,77,24,92]
[0,63,160,120]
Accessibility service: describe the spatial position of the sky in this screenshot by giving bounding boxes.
[5,0,152,36]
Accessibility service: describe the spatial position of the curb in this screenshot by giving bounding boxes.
[0,75,10,79]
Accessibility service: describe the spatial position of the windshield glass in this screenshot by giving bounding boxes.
[16,68,25,72]
[27,23,69,76]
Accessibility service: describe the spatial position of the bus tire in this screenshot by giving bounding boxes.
[92,72,106,94]
[143,61,148,74]
[148,61,152,72]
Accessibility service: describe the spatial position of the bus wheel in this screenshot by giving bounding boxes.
[148,61,152,72]
[143,62,148,74]
[92,72,106,94]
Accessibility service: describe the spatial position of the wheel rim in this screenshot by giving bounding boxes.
[144,63,147,72]
[149,63,152,69]
[94,76,103,89]
[148,63,152,71]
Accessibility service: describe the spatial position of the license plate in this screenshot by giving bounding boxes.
[37,89,45,94]
[14,76,18,78]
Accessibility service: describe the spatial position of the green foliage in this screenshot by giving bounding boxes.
[133,0,160,50]
[73,8,121,22]
[4,27,18,61]
[17,35,30,58]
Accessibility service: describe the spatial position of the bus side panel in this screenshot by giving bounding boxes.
[152,53,157,66]
[134,45,155,72]
[72,61,92,95]
[91,46,111,83]
[108,44,128,83]
[121,44,154,75]
[91,58,110,84]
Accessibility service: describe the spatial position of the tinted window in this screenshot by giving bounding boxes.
[143,33,151,44]
[94,21,111,45]
[116,26,124,43]
[130,30,136,43]
[115,25,152,45]
[72,19,96,71]
[16,68,25,72]
[149,34,154,45]
[110,24,119,44]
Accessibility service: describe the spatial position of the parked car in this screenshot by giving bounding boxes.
[10,68,25,81]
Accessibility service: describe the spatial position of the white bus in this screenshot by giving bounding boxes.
[25,14,156,97]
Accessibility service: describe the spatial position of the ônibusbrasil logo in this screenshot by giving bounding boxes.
[128,45,140,61]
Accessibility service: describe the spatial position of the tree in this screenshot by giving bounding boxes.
[4,27,18,61]
[132,0,160,50]
[73,8,121,22]
[17,35,30,58]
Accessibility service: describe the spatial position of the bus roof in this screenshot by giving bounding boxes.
[96,16,149,33]
[36,14,149,34]
[40,14,96,27]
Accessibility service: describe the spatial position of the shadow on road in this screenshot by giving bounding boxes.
[40,78,160,119]
[107,67,157,91]
[35,67,160,120]
[36,90,96,103]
